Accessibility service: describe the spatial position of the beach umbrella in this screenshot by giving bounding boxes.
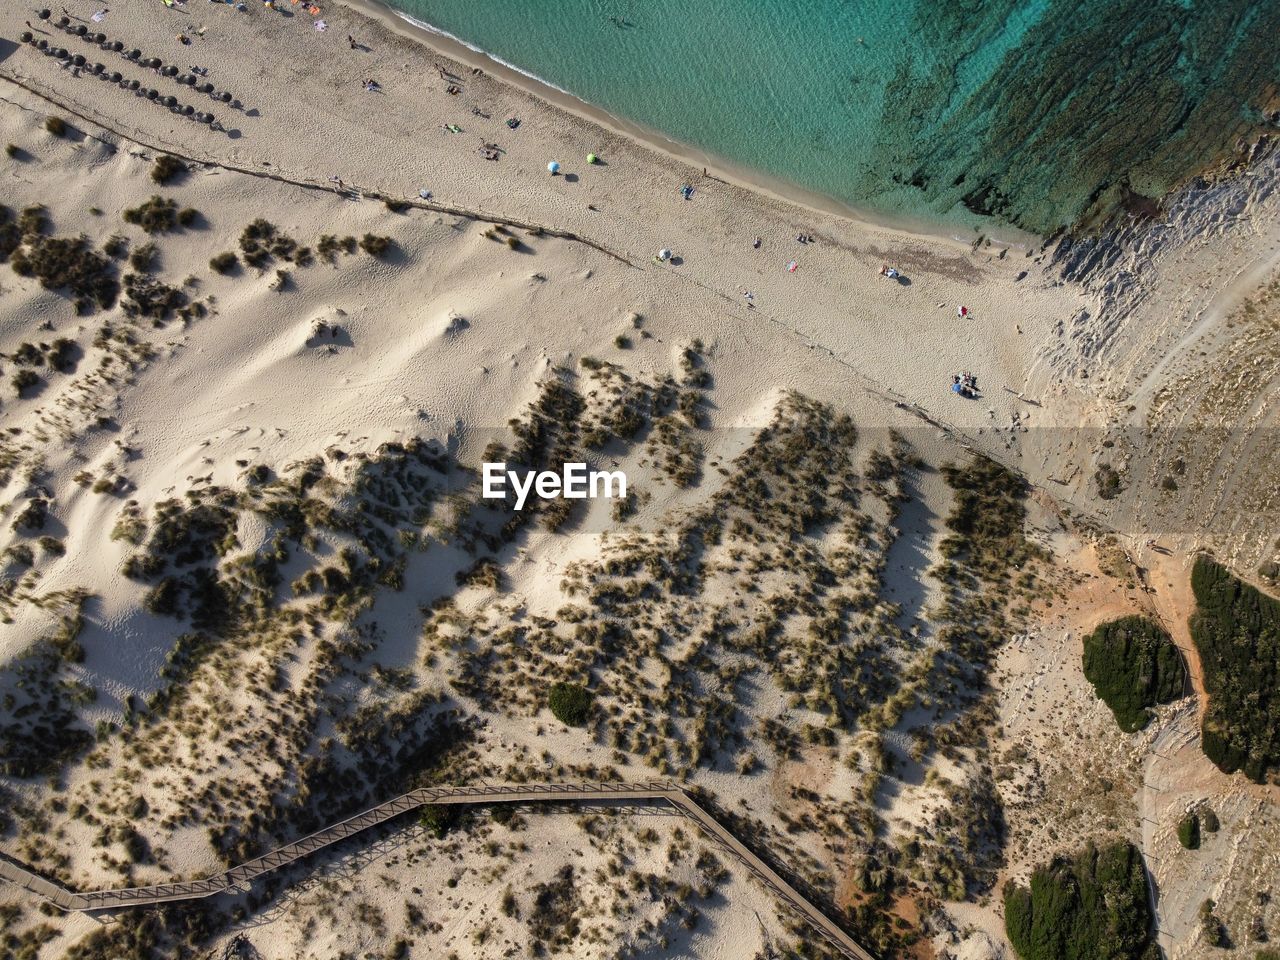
[197,82,213,94]
[127,79,139,90]
[146,58,161,68]
[92,63,104,74]
[218,91,231,102]
[163,65,178,77]
[127,48,140,60]
[111,40,123,51]
[72,54,85,66]
[37,42,49,52]
[178,75,193,85]
[74,24,86,35]
[109,71,122,82]
[658,248,672,261]
[182,104,194,116]
[20,31,33,43]
[587,153,598,164]
[145,89,158,100]
[57,15,68,25]
[163,95,177,107]
[92,33,106,43]
[38,8,51,19]
[547,161,560,175]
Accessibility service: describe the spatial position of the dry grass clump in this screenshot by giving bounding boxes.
[9,232,119,313]
[122,196,198,235]
[317,234,358,264]
[239,218,312,269]
[359,233,394,258]
[44,116,66,137]
[128,241,158,273]
[209,251,237,274]
[121,273,189,323]
[6,337,77,374]
[150,154,187,185]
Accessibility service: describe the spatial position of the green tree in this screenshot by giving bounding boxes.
[1177,813,1200,850]
[1082,615,1185,732]
[1191,555,1280,782]
[1004,841,1158,960]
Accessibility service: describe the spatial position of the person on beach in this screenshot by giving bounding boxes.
[957,304,969,318]
[753,236,762,249]
[347,34,356,48]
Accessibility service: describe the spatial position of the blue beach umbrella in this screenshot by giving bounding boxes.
[547,161,560,175]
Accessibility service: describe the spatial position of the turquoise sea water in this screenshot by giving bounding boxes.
[390,0,1279,234]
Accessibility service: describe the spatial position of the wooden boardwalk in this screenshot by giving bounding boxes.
[0,781,875,960]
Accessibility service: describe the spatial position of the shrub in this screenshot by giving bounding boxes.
[177,207,198,227]
[1201,807,1219,833]
[150,154,187,184]
[1177,813,1200,849]
[419,804,457,838]
[10,234,119,312]
[4,143,19,159]
[318,234,358,263]
[45,116,66,137]
[121,272,187,322]
[1082,615,1185,732]
[1192,555,1280,782]
[1095,463,1124,499]
[102,234,128,259]
[239,218,307,267]
[1003,841,1155,960]
[12,369,39,395]
[359,233,393,257]
[1200,900,1227,947]
[614,334,631,349]
[122,195,179,234]
[548,682,592,726]
[129,241,158,273]
[209,251,238,274]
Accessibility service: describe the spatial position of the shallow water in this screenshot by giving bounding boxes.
[388,0,1279,234]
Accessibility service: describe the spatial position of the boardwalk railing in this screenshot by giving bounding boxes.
[0,781,874,960]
